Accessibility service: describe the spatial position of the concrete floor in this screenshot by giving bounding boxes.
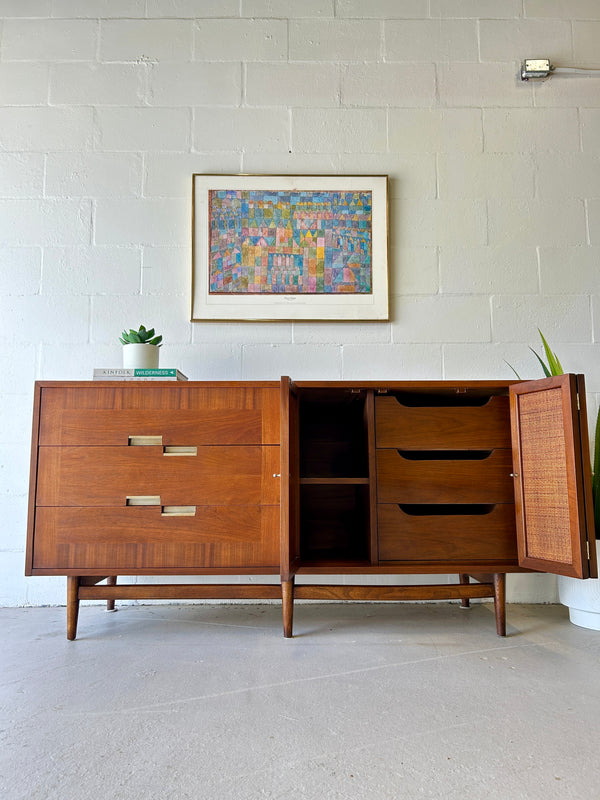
[1,601,599,800]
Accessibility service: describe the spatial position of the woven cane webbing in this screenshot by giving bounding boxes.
[518,388,571,563]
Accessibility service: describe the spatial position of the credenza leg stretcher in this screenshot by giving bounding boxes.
[65,573,507,640]
[278,573,507,639]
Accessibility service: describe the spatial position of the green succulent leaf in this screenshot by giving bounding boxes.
[119,324,163,346]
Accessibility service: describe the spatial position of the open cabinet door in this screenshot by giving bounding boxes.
[510,374,597,579]
[280,376,301,580]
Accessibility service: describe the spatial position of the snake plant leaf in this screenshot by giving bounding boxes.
[529,347,551,377]
[504,360,522,379]
[538,329,564,376]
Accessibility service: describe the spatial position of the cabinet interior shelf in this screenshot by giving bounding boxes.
[299,477,370,485]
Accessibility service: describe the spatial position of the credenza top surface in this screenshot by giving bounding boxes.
[34,379,522,391]
[34,380,281,389]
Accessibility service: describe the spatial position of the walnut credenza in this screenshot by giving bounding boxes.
[26,377,598,639]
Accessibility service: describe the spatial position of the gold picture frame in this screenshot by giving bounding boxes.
[191,174,389,321]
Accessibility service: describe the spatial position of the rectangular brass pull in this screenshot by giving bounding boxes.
[163,446,198,456]
[126,496,161,506]
[161,505,196,516]
[129,435,162,446]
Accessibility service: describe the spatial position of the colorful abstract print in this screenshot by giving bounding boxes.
[208,189,373,294]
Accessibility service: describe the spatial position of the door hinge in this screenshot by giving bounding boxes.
[577,393,581,411]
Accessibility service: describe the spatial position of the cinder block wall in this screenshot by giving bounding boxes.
[1,0,599,606]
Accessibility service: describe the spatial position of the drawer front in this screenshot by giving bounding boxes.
[32,505,279,571]
[36,445,280,506]
[38,385,280,445]
[375,395,511,449]
[378,503,517,562]
[376,449,514,504]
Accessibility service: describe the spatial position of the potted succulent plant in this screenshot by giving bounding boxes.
[510,330,600,629]
[120,325,162,369]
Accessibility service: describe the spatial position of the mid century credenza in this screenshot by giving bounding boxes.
[26,376,598,639]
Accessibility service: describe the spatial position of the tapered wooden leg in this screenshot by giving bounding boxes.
[493,573,506,636]
[459,573,470,608]
[282,578,295,638]
[67,576,80,641]
[106,576,117,611]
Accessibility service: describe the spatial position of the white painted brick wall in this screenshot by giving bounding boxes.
[573,21,600,66]
[289,20,382,61]
[100,19,194,62]
[50,63,144,106]
[0,107,94,151]
[292,108,387,152]
[1,3,598,607]
[96,108,191,151]
[341,63,436,107]
[388,109,483,153]
[45,153,143,198]
[195,19,288,61]
[0,63,49,104]
[0,153,44,196]
[148,62,242,106]
[1,19,98,61]
[384,19,478,61]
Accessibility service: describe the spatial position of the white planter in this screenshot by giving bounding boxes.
[558,572,600,630]
[122,343,159,369]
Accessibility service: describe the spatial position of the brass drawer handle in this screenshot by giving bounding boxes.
[126,495,161,506]
[163,446,198,456]
[129,435,162,446]
[161,506,196,516]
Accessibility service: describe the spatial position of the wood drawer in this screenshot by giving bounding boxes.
[376,449,514,504]
[38,385,280,445]
[36,445,280,506]
[378,503,517,562]
[32,505,279,571]
[375,395,510,449]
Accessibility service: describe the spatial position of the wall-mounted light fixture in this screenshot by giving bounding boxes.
[521,58,600,81]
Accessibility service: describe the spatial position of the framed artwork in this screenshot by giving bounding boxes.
[191,174,389,321]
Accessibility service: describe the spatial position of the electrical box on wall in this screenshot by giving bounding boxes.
[521,59,552,80]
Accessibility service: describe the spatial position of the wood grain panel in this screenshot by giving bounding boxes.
[38,385,280,445]
[36,445,280,506]
[32,505,280,570]
[378,503,517,562]
[375,395,511,449]
[376,449,514,504]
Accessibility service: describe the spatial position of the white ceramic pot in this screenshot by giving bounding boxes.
[558,572,600,630]
[122,343,159,369]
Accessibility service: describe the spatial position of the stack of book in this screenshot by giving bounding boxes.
[93,368,188,381]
